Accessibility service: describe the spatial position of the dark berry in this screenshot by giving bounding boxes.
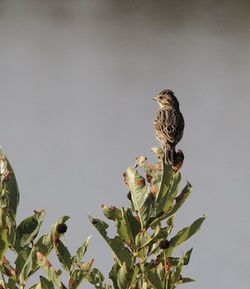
[159,239,170,249]
[56,223,67,234]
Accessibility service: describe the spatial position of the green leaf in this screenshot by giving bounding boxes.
[166,182,192,216]
[172,259,184,283]
[36,252,62,289]
[117,208,139,249]
[147,174,183,227]
[34,234,51,254]
[39,276,55,289]
[135,231,151,249]
[155,161,174,213]
[169,248,193,266]
[117,215,131,246]
[126,167,152,228]
[68,269,86,289]
[73,235,91,264]
[130,264,140,288]
[15,210,45,249]
[117,263,132,289]
[0,152,20,219]
[7,278,18,289]
[6,215,16,247]
[143,267,164,289]
[0,223,9,264]
[109,262,120,289]
[102,205,122,221]
[113,263,139,289]
[31,234,52,272]
[170,215,207,247]
[22,260,31,283]
[183,248,193,265]
[177,277,195,284]
[15,246,32,278]
[0,278,17,289]
[88,267,105,288]
[163,172,181,213]
[140,197,153,230]
[89,216,132,267]
[127,167,148,209]
[54,240,72,271]
[78,259,94,275]
[123,208,141,240]
[17,216,38,247]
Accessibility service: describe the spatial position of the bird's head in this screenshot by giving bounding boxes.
[153,89,179,109]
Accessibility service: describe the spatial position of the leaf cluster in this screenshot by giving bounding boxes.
[0,146,206,289]
[0,149,108,289]
[90,147,206,289]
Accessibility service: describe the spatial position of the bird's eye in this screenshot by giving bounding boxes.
[159,96,163,99]
[167,126,172,132]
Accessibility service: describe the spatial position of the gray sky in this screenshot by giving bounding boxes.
[0,0,250,288]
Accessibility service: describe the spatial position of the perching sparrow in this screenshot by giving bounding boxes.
[153,89,185,165]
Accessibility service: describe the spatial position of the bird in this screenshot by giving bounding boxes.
[153,89,185,165]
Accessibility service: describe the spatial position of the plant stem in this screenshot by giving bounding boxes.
[0,267,7,289]
[19,274,26,289]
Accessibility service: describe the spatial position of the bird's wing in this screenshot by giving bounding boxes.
[164,110,177,143]
[155,109,184,145]
[154,110,165,132]
[167,109,185,145]
[154,110,174,146]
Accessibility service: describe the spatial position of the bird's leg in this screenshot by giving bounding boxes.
[165,149,175,165]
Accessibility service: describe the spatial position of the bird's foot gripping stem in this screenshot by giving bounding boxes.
[165,149,184,174]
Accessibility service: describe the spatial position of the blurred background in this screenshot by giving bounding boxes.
[0,0,250,288]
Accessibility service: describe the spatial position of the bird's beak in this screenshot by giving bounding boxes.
[152,95,158,101]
